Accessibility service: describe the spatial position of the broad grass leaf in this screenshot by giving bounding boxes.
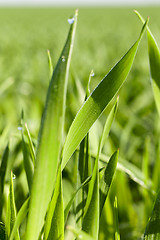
[135,10,160,117]
[0,143,9,218]
[44,166,64,240]
[62,20,148,169]
[6,172,20,240]
[9,198,29,240]
[67,226,94,240]
[100,150,118,215]
[143,190,160,239]
[26,10,77,240]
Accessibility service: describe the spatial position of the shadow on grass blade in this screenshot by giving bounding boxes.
[26,10,78,240]
[44,166,64,240]
[143,190,160,239]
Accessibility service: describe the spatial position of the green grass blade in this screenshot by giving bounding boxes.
[100,150,119,215]
[100,97,119,152]
[67,226,94,240]
[82,151,99,239]
[62,20,148,169]
[135,10,160,117]
[26,10,77,240]
[114,197,120,240]
[95,151,154,193]
[0,143,9,219]
[47,49,53,79]
[6,172,20,240]
[9,198,29,240]
[64,167,104,223]
[22,131,34,192]
[24,123,36,166]
[143,190,160,239]
[44,166,64,240]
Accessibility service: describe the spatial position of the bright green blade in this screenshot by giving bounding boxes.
[95,151,154,193]
[9,198,29,240]
[114,197,120,240]
[47,49,53,79]
[62,19,148,169]
[143,190,160,239]
[100,150,118,216]
[6,172,20,240]
[22,131,34,192]
[24,123,36,166]
[135,10,160,117]
[26,10,77,240]
[0,143,9,219]
[44,166,64,240]
[67,226,94,240]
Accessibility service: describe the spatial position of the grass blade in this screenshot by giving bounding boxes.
[143,190,160,239]
[47,49,53,79]
[64,167,104,223]
[44,166,64,240]
[114,197,120,240]
[9,198,29,240]
[0,143,9,219]
[6,172,20,240]
[100,150,119,216]
[67,226,94,240]
[26,10,77,240]
[135,10,160,117]
[82,147,99,239]
[24,123,36,166]
[21,131,34,192]
[62,19,148,169]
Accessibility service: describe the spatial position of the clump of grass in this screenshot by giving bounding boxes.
[1,9,160,240]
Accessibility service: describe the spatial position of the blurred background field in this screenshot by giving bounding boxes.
[1,7,160,239]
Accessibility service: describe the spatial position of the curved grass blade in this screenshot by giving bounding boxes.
[6,172,20,240]
[100,150,119,216]
[62,19,148,169]
[9,198,29,240]
[135,10,160,117]
[44,166,64,240]
[143,190,160,239]
[26,10,78,240]
[0,143,9,219]
[67,226,94,240]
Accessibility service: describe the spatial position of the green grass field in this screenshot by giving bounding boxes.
[1,7,160,240]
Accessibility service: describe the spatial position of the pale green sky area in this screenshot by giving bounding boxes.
[0,0,159,6]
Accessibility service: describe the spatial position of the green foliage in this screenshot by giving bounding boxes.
[1,7,160,240]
